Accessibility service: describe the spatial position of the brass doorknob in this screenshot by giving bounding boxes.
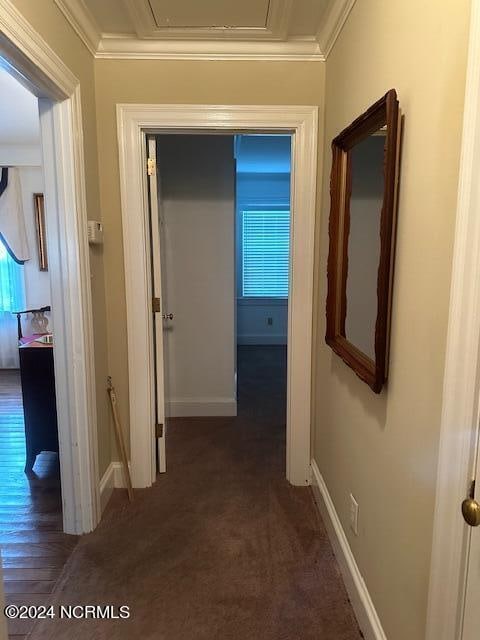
[462,498,480,527]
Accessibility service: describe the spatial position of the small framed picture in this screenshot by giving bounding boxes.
[33,193,48,271]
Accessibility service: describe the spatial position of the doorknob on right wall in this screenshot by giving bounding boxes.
[462,480,480,527]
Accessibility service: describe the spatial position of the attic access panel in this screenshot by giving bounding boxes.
[147,0,270,29]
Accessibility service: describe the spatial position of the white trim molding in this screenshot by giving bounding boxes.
[0,0,100,533]
[53,0,101,56]
[51,0,355,60]
[0,0,77,100]
[117,103,318,488]
[100,462,130,513]
[96,37,323,61]
[99,462,115,513]
[426,2,480,638]
[311,460,387,640]
[100,462,132,512]
[316,0,357,58]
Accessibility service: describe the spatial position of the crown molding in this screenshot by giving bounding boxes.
[51,0,328,61]
[261,0,293,41]
[316,0,357,59]
[0,0,78,99]
[53,0,101,56]
[96,37,324,61]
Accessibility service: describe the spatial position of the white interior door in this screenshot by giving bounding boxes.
[461,426,480,639]
[147,135,168,473]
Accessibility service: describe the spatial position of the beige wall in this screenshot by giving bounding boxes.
[10,0,111,476]
[94,59,325,454]
[313,1,470,639]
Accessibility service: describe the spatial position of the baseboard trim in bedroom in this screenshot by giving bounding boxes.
[310,459,387,640]
[99,461,130,512]
[237,335,287,345]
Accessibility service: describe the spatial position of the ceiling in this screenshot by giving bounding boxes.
[142,0,271,30]
[0,66,39,146]
[54,0,355,60]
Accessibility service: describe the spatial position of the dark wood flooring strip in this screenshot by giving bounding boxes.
[0,370,78,639]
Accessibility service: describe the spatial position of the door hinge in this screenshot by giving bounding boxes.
[147,157,156,176]
[152,297,161,313]
[156,423,164,438]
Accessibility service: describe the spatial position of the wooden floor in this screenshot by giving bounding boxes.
[0,370,77,639]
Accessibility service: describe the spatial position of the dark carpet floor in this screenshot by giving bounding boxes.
[29,346,361,640]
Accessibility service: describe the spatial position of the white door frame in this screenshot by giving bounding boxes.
[426,1,480,637]
[117,104,318,488]
[0,0,100,533]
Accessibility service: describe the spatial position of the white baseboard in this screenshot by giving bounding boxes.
[237,334,287,345]
[99,462,130,512]
[167,397,237,417]
[310,459,387,640]
[99,463,115,513]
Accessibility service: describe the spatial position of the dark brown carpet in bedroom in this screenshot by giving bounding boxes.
[29,346,361,640]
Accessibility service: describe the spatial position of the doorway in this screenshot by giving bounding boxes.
[149,133,292,475]
[117,104,318,489]
[0,68,76,634]
[0,4,100,540]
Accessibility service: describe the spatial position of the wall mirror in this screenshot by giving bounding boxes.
[325,89,402,393]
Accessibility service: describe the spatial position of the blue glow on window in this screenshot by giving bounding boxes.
[0,239,24,312]
[242,210,290,298]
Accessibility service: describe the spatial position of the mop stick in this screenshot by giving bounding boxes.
[107,376,134,502]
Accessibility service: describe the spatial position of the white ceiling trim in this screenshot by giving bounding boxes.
[0,0,77,99]
[54,0,101,56]
[123,0,293,41]
[316,0,357,58]
[96,36,323,61]
[265,0,293,41]
[52,0,356,61]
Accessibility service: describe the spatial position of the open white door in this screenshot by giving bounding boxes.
[147,136,168,473]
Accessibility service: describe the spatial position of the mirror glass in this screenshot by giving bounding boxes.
[344,128,386,360]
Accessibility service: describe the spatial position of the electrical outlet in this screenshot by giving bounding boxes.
[349,494,359,536]
[267,317,273,326]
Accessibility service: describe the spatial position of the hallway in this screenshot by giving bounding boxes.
[30,347,361,639]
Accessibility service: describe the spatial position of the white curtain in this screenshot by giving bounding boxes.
[0,168,30,262]
[0,311,19,368]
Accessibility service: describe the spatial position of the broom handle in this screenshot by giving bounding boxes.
[107,379,134,502]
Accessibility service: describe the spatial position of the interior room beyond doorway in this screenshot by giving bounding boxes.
[153,133,292,464]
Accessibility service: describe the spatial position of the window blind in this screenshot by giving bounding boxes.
[242,210,290,298]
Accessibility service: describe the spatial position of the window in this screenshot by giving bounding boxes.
[0,239,24,312]
[241,209,290,298]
